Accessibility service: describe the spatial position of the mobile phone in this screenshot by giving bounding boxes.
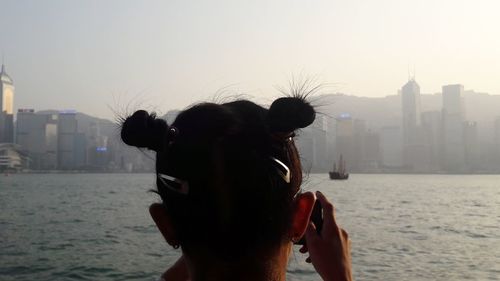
[295,200,323,245]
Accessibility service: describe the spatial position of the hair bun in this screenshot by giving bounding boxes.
[121,110,168,151]
[268,97,316,132]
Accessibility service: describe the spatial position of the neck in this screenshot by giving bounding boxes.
[186,242,291,281]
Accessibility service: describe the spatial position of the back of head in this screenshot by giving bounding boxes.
[121,97,315,262]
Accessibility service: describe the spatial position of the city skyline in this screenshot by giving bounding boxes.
[1,0,500,119]
[6,72,500,174]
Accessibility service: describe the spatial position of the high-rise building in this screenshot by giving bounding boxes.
[442,84,466,172]
[401,78,421,143]
[0,64,15,142]
[335,114,356,171]
[421,111,442,172]
[295,115,329,172]
[16,109,58,169]
[464,121,479,171]
[401,78,429,171]
[443,84,465,118]
[311,115,328,171]
[58,111,78,169]
[494,117,500,169]
[379,126,403,169]
[362,130,380,171]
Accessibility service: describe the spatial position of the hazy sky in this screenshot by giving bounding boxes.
[1,0,499,119]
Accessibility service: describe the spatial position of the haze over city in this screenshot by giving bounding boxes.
[1,0,500,119]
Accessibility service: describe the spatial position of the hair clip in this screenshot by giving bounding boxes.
[167,126,179,146]
[270,157,291,183]
[157,173,190,195]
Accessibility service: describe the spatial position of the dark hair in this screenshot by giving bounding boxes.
[121,97,315,261]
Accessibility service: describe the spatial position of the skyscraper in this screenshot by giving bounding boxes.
[335,114,356,171]
[0,63,15,142]
[401,78,429,171]
[401,78,421,144]
[379,126,403,168]
[421,111,442,171]
[58,111,78,169]
[442,84,466,172]
[16,109,58,169]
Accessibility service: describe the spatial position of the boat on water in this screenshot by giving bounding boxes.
[329,155,349,180]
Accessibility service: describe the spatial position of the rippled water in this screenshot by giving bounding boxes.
[1,174,499,281]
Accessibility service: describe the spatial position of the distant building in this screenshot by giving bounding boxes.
[442,84,466,172]
[295,115,329,172]
[493,117,500,170]
[311,115,329,171]
[401,78,429,171]
[0,64,15,143]
[401,78,421,143]
[335,114,356,171]
[58,111,78,169]
[464,121,479,171]
[0,114,14,142]
[326,115,336,170]
[362,130,380,171]
[87,122,110,169]
[295,126,314,171]
[421,111,442,171]
[0,143,28,171]
[16,109,58,169]
[379,126,403,169]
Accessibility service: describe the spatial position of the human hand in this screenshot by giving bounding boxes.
[299,191,353,281]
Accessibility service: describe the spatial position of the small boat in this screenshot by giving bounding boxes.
[329,155,349,180]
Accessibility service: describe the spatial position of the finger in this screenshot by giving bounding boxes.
[341,228,349,240]
[304,222,319,244]
[299,245,308,253]
[316,191,339,234]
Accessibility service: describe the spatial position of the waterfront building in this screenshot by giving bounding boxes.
[295,115,328,172]
[401,78,421,144]
[464,121,479,171]
[295,126,314,171]
[495,117,500,158]
[16,109,58,169]
[311,115,328,171]
[421,111,442,172]
[401,78,429,171]
[442,84,466,172]
[0,143,27,171]
[335,114,356,171]
[362,130,380,171]
[87,122,110,169]
[0,64,14,143]
[379,126,403,169]
[57,111,78,169]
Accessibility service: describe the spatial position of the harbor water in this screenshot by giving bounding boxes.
[1,174,499,280]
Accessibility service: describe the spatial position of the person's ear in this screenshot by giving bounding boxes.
[149,203,179,248]
[290,191,316,242]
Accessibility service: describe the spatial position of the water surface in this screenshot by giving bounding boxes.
[1,174,499,280]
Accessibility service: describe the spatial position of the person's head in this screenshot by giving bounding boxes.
[120,97,316,271]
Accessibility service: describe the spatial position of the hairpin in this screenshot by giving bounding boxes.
[157,173,190,195]
[270,157,291,183]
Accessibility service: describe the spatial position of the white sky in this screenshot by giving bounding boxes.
[1,0,499,119]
